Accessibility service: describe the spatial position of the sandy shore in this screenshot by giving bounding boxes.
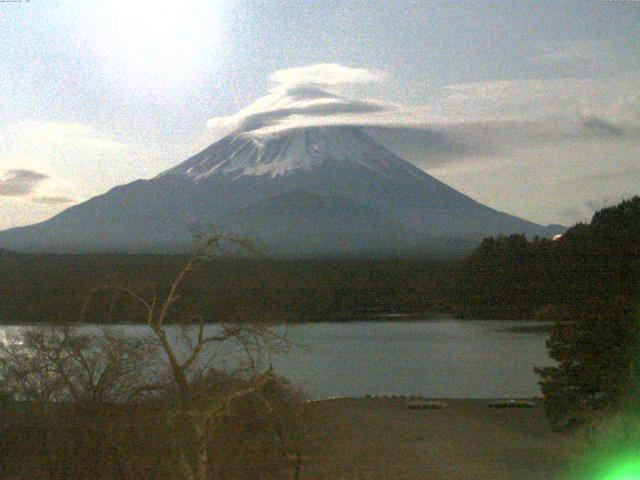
[298,398,582,480]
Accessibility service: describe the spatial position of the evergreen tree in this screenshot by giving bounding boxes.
[535,298,639,431]
[533,197,640,431]
[454,196,640,320]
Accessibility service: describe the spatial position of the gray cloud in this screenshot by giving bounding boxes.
[0,169,49,197]
[561,207,588,224]
[581,116,626,138]
[239,97,388,132]
[363,126,484,166]
[285,86,340,101]
[32,195,74,205]
[533,40,605,66]
[208,82,391,133]
[578,168,640,182]
[207,65,640,169]
[562,194,637,223]
[585,195,636,213]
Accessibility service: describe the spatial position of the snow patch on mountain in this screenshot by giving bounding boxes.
[160,126,426,182]
[0,124,565,255]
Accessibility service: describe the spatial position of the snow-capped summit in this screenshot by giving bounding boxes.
[0,126,564,255]
[161,126,426,182]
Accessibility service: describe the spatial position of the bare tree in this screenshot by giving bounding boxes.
[0,326,159,404]
[0,232,305,480]
[83,231,296,480]
[0,326,165,479]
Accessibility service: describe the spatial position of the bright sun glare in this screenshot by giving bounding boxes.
[87,0,223,92]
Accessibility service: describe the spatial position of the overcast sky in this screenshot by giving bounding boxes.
[1,0,639,230]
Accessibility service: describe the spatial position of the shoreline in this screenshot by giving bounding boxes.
[305,395,544,403]
[0,316,553,327]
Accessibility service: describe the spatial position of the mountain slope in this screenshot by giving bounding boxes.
[220,191,423,256]
[0,126,563,255]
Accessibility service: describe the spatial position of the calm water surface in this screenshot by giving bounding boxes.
[0,320,553,399]
[273,320,553,399]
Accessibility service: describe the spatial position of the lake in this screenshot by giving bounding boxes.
[0,320,553,399]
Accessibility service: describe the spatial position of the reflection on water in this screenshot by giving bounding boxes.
[0,320,552,399]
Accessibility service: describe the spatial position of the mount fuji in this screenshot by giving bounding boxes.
[0,126,564,256]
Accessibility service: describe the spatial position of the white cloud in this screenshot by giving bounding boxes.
[204,65,640,226]
[0,197,59,230]
[206,65,640,170]
[533,40,605,65]
[207,64,388,132]
[0,121,149,223]
[269,63,386,87]
[436,77,640,125]
[7,121,126,151]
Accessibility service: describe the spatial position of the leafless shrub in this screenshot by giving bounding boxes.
[0,231,308,480]
[0,326,160,405]
[0,326,170,479]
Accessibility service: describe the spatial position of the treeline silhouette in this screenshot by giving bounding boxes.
[2,198,637,325]
[0,255,461,324]
[454,196,640,319]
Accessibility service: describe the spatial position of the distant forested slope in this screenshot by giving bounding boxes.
[0,255,460,324]
[3,198,636,325]
[454,196,640,319]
